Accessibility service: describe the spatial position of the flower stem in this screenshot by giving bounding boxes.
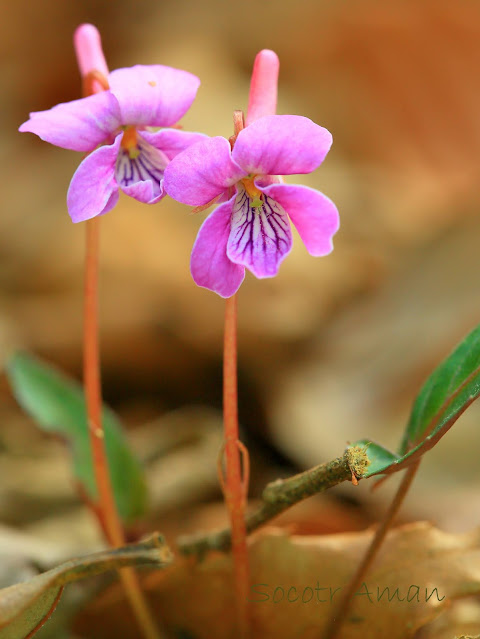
[323,460,420,639]
[84,217,162,639]
[84,217,120,545]
[75,24,161,639]
[221,293,250,638]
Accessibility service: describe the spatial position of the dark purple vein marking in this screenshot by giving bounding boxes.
[227,185,292,276]
[115,137,167,197]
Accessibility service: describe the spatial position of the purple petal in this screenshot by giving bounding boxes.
[140,129,208,161]
[121,180,158,203]
[98,190,120,217]
[108,65,200,127]
[191,197,245,298]
[115,133,168,204]
[19,92,121,152]
[262,183,339,256]
[245,50,279,125]
[74,24,109,79]
[163,136,246,206]
[232,115,332,176]
[67,134,121,222]
[226,185,292,278]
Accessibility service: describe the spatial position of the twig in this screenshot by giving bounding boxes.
[177,447,367,557]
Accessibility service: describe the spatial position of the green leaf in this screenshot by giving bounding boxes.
[351,322,480,478]
[6,352,148,524]
[349,440,400,478]
[0,535,172,639]
[400,322,480,454]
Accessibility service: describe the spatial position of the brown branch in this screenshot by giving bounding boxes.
[177,447,369,558]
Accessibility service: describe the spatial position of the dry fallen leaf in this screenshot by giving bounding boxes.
[416,599,480,639]
[77,522,480,639]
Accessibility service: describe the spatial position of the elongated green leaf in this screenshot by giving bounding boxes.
[0,535,172,639]
[400,322,480,453]
[351,322,480,478]
[6,352,148,523]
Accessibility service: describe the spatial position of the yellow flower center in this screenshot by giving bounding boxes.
[121,126,140,159]
[241,176,263,208]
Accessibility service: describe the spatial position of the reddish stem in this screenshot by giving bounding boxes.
[216,49,280,636]
[76,24,161,639]
[82,69,110,97]
[84,220,161,639]
[84,217,124,547]
[221,293,250,638]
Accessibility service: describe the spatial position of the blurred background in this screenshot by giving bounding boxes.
[2,0,480,563]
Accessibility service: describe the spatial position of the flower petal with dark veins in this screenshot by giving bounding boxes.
[115,134,169,204]
[227,185,292,278]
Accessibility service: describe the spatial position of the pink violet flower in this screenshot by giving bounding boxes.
[163,114,339,298]
[19,65,206,222]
